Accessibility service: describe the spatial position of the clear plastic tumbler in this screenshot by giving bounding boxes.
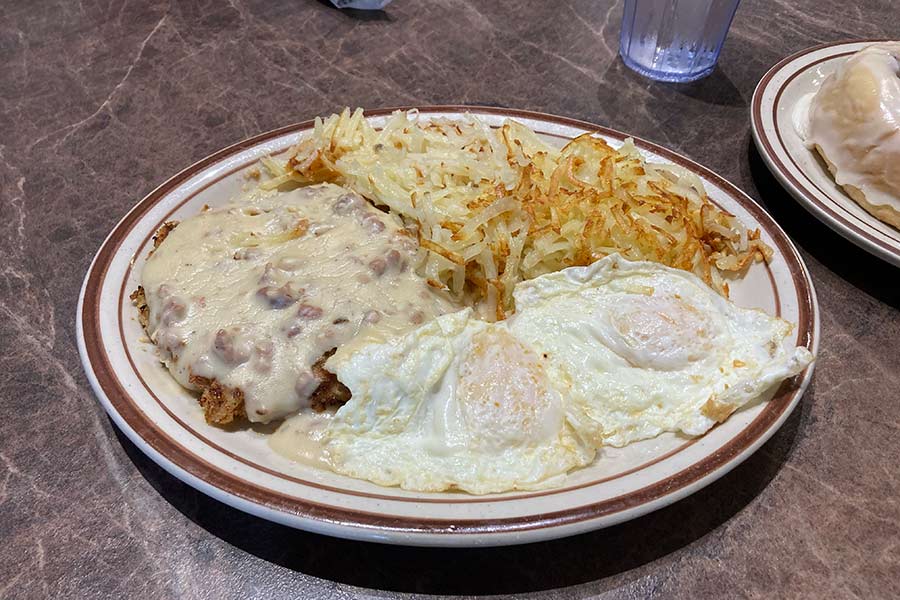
[619,0,741,83]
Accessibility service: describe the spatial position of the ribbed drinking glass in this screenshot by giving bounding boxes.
[619,0,741,82]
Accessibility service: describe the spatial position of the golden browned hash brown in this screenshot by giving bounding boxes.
[189,374,247,425]
[130,286,150,329]
[152,220,179,251]
[310,348,352,412]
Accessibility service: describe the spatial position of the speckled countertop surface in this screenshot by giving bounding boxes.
[2,0,899,598]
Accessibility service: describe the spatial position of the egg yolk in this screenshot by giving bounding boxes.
[457,329,561,450]
[603,294,715,371]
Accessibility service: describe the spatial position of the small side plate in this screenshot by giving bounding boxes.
[751,39,900,267]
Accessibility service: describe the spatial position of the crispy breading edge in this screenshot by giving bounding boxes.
[188,374,247,425]
[309,348,352,412]
[129,286,150,330]
[151,220,179,251]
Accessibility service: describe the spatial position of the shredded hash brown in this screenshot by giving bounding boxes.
[261,108,772,319]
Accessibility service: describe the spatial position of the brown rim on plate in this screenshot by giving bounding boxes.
[751,39,900,258]
[81,106,816,535]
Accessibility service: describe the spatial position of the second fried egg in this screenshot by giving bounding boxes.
[509,255,813,447]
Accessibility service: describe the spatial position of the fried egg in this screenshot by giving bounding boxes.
[321,310,595,494]
[509,255,813,447]
[316,255,813,492]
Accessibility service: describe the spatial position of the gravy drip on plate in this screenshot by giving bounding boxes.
[270,410,335,471]
[142,183,457,423]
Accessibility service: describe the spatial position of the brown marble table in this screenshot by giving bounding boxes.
[2,0,899,598]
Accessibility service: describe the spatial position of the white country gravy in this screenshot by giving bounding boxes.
[269,409,334,470]
[142,183,458,422]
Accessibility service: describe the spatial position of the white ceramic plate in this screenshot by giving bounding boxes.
[77,106,819,547]
[751,39,900,267]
